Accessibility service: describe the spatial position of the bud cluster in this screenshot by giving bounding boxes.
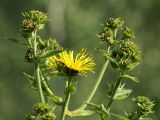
[26,103,56,120]
[127,96,155,119]
[133,96,155,117]
[98,18,141,71]
[104,18,124,30]
[21,10,48,34]
[98,18,124,45]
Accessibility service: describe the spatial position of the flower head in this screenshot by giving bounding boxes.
[133,96,155,117]
[21,10,48,34]
[48,49,95,76]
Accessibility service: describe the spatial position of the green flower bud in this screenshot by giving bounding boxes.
[110,43,141,70]
[120,40,142,64]
[22,10,48,24]
[26,103,56,120]
[133,96,155,117]
[26,113,37,120]
[24,48,33,63]
[119,58,133,70]
[104,18,124,30]
[21,10,48,35]
[21,19,39,33]
[98,27,114,45]
[120,40,138,54]
[122,27,135,39]
[33,103,51,114]
[37,39,62,51]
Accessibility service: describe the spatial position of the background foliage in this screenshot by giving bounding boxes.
[0,0,160,119]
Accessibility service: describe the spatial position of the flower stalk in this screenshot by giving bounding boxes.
[73,59,110,113]
[60,77,72,120]
[32,31,45,103]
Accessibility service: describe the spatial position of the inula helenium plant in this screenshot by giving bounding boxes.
[11,10,155,120]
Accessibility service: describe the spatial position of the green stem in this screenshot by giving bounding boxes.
[72,57,110,113]
[60,77,72,120]
[39,70,63,105]
[42,80,63,105]
[71,29,117,116]
[32,32,45,103]
[106,71,125,110]
[113,29,117,39]
[105,28,118,109]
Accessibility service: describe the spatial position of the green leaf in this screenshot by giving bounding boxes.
[98,49,114,61]
[87,103,109,120]
[87,102,100,108]
[98,49,120,69]
[120,74,140,83]
[47,94,63,105]
[140,117,153,120]
[23,72,34,82]
[107,81,115,98]
[72,110,95,117]
[114,84,132,100]
[110,113,129,120]
[23,72,37,89]
[6,38,27,46]
[39,50,63,59]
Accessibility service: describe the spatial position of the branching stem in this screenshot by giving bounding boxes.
[72,50,110,114]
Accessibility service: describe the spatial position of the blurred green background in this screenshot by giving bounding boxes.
[0,0,160,119]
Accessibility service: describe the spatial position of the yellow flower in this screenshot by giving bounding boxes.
[48,49,95,76]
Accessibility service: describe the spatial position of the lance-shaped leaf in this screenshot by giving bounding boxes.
[39,50,63,59]
[120,74,140,83]
[114,84,132,100]
[87,103,109,120]
[6,37,28,46]
[71,110,95,117]
[140,118,152,120]
[98,49,119,69]
[110,113,129,120]
[23,72,37,89]
[107,81,115,98]
[47,93,63,105]
[98,49,115,61]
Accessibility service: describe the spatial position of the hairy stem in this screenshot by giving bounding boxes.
[106,71,125,110]
[60,77,71,120]
[32,32,45,103]
[72,56,110,113]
